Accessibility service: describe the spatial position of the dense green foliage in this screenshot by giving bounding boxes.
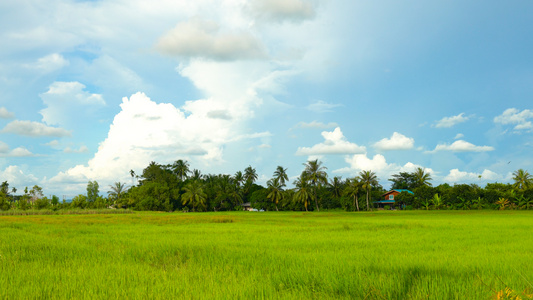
[1,161,533,213]
[1,211,532,299]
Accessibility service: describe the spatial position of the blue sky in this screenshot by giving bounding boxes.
[1,0,532,196]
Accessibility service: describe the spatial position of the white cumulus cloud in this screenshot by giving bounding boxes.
[0,166,39,188]
[2,120,71,137]
[64,146,89,154]
[0,107,14,119]
[444,169,500,183]
[155,19,267,61]
[296,127,366,156]
[0,142,34,157]
[430,140,494,152]
[335,153,434,185]
[494,108,533,131]
[32,53,69,72]
[374,132,414,151]
[248,0,316,23]
[434,113,469,128]
[40,81,105,127]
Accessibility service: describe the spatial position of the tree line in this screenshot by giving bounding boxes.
[0,159,532,212]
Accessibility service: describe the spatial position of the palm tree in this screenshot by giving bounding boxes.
[273,166,289,187]
[228,183,242,208]
[512,169,532,191]
[191,169,202,180]
[343,178,362,211]
[108,182,129,203]
[173,160,190,182]
[244,166,258,185]
[358,170,378,211]
[11,187,16,202]
[413,167,432,188]
[303,159,328,212]
[267,178,283,211]
[130,169,136,186]
[293,173,313,212]
[234,171,244,187]
[182,180,207,211]
[328,176,344,199]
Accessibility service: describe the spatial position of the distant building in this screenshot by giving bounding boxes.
[241,202,253,211]
[374,189,414,209]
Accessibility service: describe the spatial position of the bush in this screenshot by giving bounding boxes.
[34,197,50,210]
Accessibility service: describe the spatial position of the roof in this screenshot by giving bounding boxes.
[381,189,414,196]
[374,200,395,204]
[240,202,251,207]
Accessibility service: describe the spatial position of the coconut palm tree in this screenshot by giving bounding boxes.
[328,176,344,199]
[413,167,432,188]
[358,170,378,211]
[130,169,136,186]
[267,178,283,211]
[273,166,289,187]
[182,180,207,211]
[173,159,190,182]
[343,178,362,211]
[234,171,244,187]
[293,173,313,212]
[244,166,258,185]
[303,159,328,212]
[11,187,16,202]
[191,169,202,180]
[108,182,129,203]
[512,169,532,191]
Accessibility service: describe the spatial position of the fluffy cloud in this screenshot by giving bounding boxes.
[444,169,500,183]
[373,132,414,151]
[307,100,342,113]
[248,0,316,23]
[292,121,338,129]
[0,142,33,157]
[434,113,469,128]
[40,81,105,126]
[49,87,268,185]
[32,53,69,72]
[454,133,464,139]
[2,120,71,137]
[0,166,39,187]
[0,107,14,119]
[155,19,266,61]
[64,146,89,154]
[336,153,434,184]
[430,140,494,152]
[296,127,366,155]
[494,108,533,131]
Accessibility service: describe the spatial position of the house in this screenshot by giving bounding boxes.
[240,202,253,211]
[374,189,414,209]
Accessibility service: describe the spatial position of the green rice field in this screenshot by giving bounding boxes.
[1,211,532,299]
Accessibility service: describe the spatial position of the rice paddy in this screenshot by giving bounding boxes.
[1,210,532,299]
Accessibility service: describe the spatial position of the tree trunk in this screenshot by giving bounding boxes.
[314,188,319,212]
[366,189,371,211]
[355,195,360,211]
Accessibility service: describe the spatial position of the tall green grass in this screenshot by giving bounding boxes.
[1,211,532,299]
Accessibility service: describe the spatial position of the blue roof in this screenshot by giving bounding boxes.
[374,200,395,204]
[393,189,414,194]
